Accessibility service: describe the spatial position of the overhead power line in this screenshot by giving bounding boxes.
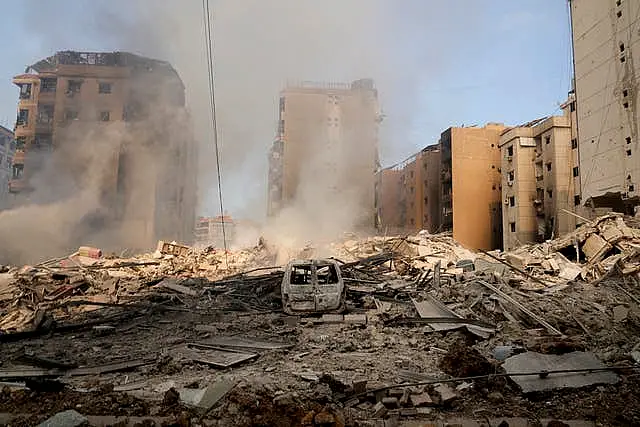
[201,0,228,257]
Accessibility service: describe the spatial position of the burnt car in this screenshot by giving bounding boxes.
[281,259,347,315]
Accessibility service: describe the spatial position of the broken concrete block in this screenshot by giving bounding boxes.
[156,240,191,257]
[399,408,417,417]
[322,314,344,324]
[352,379,367,394]
[582,234,611,260]
[504,253,529,269]
[415,407,433,417]
[613,305,629,323]
[432,384,457,405]
[382,397,399,408]
[344,314,367,324]
[410,392,434,407]
[399,388,411,406]
[37,410,88,427]
[372,401,388,418]
[602,225,624,243]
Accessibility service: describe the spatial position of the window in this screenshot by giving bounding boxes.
[410,218,415,226]
[65,110,78,121]
[509,196,515,207]
[621,55,626,63]
[37,105,54,123]
[630,185,636,192]
[545,136,551,145]
[627,149,632,156]
[98,82,112,94]
[67,80,82,93]
[492,165,495,169]
[290,265,312,285]
[99,111,110,122]
[623,89,629,98]
[617,0,622,6]
[571,138,578,149]
[507,171,514,181]
[620,43,626,53]
[573,166,579,177]
[19,83,32,99]
[12,164,23,179]
[17,109,29,126]
[617,10,622,18]
[547,189,553,198]
[41,78,57,93]
[507,146,513,156]
[546,162,552,172]
[510,222,516,233]
[570,102,576,112]
[34,135,52,151]
[626,136,632,144]
[574,195,581,206]
[317,264,338,284]
[624,101,630,109]
[15,137,26,150]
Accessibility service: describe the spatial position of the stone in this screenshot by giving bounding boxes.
[37,410,88,427]
[352,379,367,394]
[613,305,629,323]
[433,384,457,405]
[399,408,417,417]
[410,392,434,407]
[487,391,505,404]
[372,402,388,418]
[381,397,399,408]
[399,389,411,406]
[322,314,344,324]
[344,314,367,324]
[314,411,336,426]
[416,407,433,417]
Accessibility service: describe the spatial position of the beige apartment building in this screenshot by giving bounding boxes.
[440,124,505,250]
[11,51,197,249]
[500,115,575,251]
[570,0,640,213]
[267,80,380,228]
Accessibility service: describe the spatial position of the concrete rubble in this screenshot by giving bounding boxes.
[0,213,638,425]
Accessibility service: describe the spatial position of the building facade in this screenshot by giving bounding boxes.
[499,115,575,251]
[375,167,403,233]
[267,79,381,229]
[570,0,640,213]
[194,215,237,248]
[11,51,197,249]
[0,126,15,209]
[440,124,505,251]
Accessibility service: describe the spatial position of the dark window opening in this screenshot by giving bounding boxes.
[491,143,495,148]
[547,189,553,198]
[99,111,110,122]
[630,185,635,192]
[15,137,26,150]
[621,55,626,63]
[617,0,622,6]
[290,265,312,285]
[571,138,578,149]
[509,196,515,207]
[573,166,579,177]
[12,164,23,179]
[570,102,576,112]
[626,136,632,144]
[492,165,495,169]
[65,110,78,121]
[574,195,581,206]
[546,162,552,172]
[508,171,514,181]
[19,83,32,99]
[620,43,626,52]
[67,80,82,94]
[617,10,622,18]
[317,264,338,284]
[624,101,629,108]
[17,109,29,126]
[510,222,516,233]
[98,82,112,94]
[507,146,513,156]
[623,89,629,97]
[626,149,632,156]
[41,78,57,93]
[545,136,551,145]
[37,105,54,123]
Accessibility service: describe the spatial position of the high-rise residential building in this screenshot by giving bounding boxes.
[0,125,15,209]
[499,114,576,251]
[267,79,381,228]
[570,0,640,213]
[439,124,505,250]
[11,51,197,249]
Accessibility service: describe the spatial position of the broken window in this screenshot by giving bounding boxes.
[65,110,79,121]
[12,164,23,179]
[545,136,551,145]
[571,138,578,149]
[41,78,57,93]
[17,109,29,126]
[617,10,622,18]
[547,189,553,198]
[99,111,110,122]
[290,265,312,285]
[573,166,579,177]
[509,196,515,207]
[626,136,632,144]
[507,171,514,182]
[19,83,32,99]
[507,146,513,157]
[510,222,516,233]
[546,162,552,172]
[99,82,112,94]
[574,195,581,206]
[317,264,338,284]
[627,149,632,156]
[67,80,82,94]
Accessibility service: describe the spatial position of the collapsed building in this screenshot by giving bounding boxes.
[10,51,198,253]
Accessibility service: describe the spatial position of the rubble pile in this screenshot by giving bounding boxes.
[0,213,638,425]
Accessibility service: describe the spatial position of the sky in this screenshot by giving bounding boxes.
[0,0,573,219]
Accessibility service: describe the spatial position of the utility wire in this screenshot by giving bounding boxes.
[201,0,228,260]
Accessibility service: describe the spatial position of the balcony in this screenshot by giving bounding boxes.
[12,151,25,165]
[35,120,54,133]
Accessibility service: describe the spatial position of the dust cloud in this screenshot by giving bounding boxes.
[3,0,484,263]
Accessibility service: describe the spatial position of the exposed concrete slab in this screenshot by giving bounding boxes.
[503,351,619,393]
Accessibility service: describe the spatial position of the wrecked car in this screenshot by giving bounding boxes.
[281,259,346,315]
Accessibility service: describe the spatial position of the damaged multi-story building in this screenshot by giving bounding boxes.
[11,51,197,250]
[0,125,16,210]
[569,0,640,214]
[499,114,576,251]
[267,79,381,228]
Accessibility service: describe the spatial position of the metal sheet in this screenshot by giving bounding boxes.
[201,336,294,350]
[503,351,619,393]
[186,345,258,368]
[412,296,494,338]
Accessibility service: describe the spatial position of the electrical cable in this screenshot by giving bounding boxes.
[201,0,228,261]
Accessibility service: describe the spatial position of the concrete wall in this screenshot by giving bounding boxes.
[422,147,441,233]
[571,0,640,207]
[448,124,505,250]
[376,168,403,232]
[0,126,14,209]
